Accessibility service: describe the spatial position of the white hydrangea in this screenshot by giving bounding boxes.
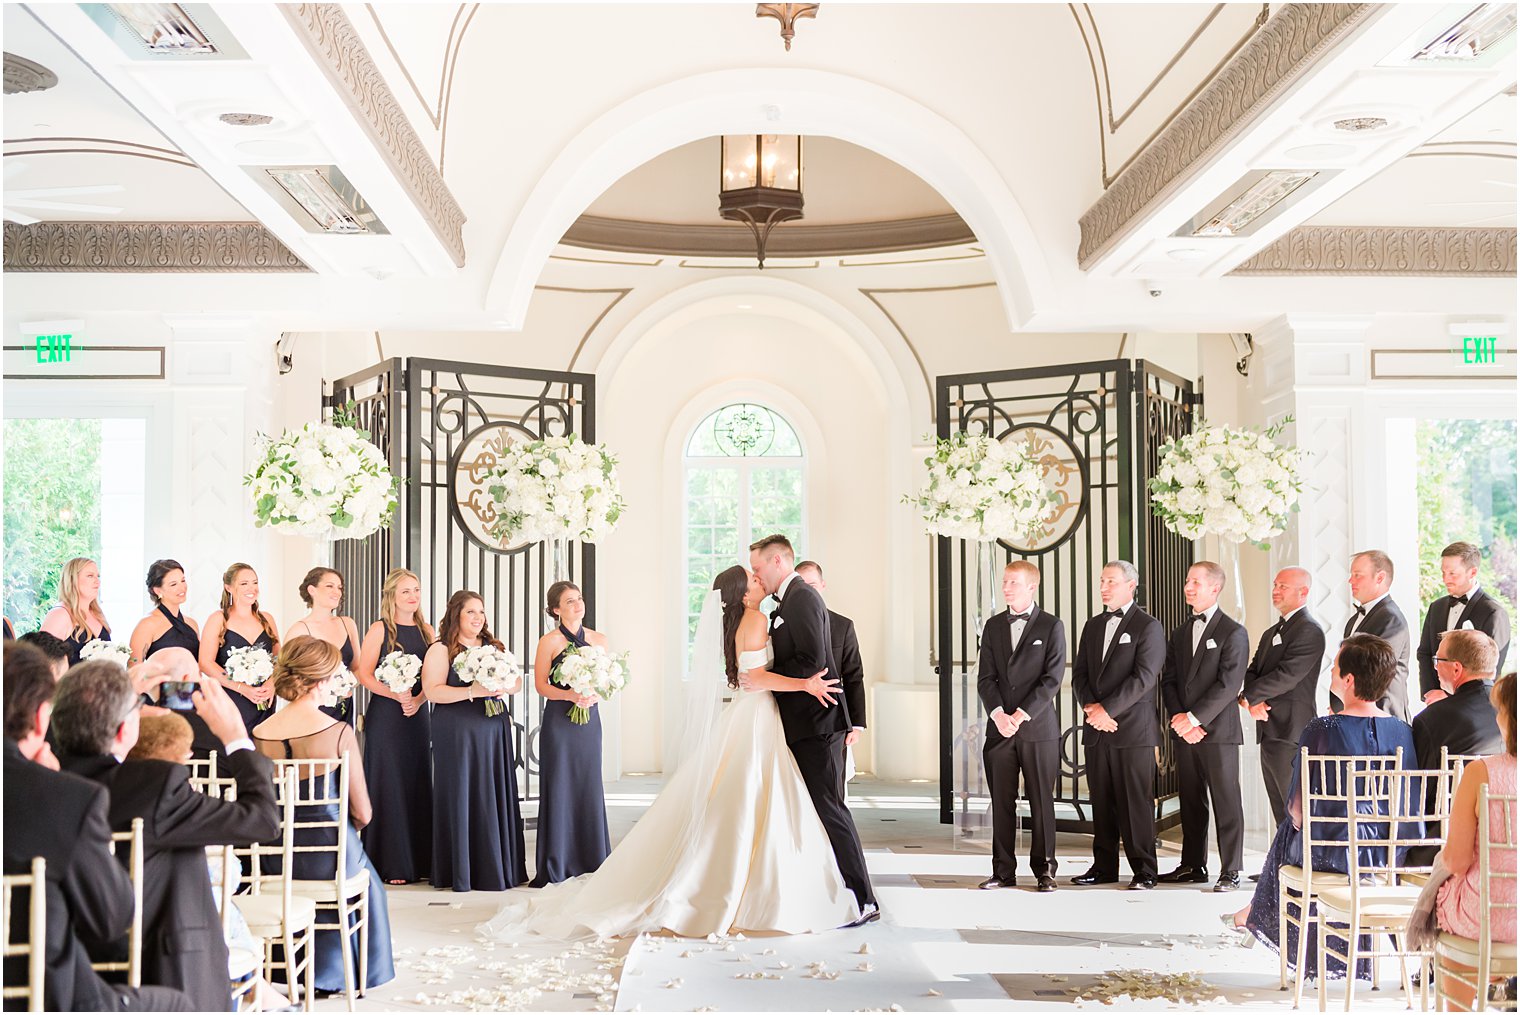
[80,639,132,667]
[1149,419,1303,548]
[244,417,399,541]
[484,434,626,546]
[551,644,632,725]
[904,429,1057,543]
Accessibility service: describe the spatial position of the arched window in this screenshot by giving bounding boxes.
[684,403,805,640]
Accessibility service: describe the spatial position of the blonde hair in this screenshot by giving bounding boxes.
[58,557,109,639]
[380,568,434,653]
[1441,629,1498,677]
[128,713,193,764]
[272,636,342,702]
[1005,560,1040,580]
[218,563,279,650]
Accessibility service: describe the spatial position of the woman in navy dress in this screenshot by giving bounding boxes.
[127,559,223,753]
[423,590,526,892]
[1225,634,1417,982]
[39,557,111,665]
[354,568,435,885]
[199,562,280,732]
[530,580,611,886]
[252,636,395,997]
[289,567,362,726]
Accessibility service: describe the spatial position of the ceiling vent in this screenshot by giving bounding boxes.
[1410,3,1517,61]
[1176,171,1324,239]
[83,4,247,60]
[254,166,389,236]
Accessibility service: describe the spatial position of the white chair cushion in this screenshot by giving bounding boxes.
[1435,932,1519,963]
[227,947,260,980]
[1278,865,1352,891]
[1316,884,1422,920]
[233,894,317,936]
[290,872,368,903]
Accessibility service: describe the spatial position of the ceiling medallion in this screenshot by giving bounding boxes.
[3,53,59,95]
[756,4,819,51]
[1331,116,1390,133]
[219,112,274,126]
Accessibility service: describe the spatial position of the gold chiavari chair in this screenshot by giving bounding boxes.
[1,857,46,1012]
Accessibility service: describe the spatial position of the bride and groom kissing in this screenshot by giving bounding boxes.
[481,533,879,941]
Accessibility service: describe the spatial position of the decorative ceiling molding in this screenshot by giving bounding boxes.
[859,282,1001,420]
[1228,226,1517,276]
[4,52,58,94]
[1078,3,1376,267]
[561,213,976,257]
[3,221,311,272]
[4,135,198,168]
[361,3,481,176]
[282,4,467,265]
[539,286,633,372]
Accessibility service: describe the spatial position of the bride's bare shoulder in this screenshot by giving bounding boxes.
[737,608,769,651]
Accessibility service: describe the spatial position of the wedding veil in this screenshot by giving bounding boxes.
[673,588,726,773]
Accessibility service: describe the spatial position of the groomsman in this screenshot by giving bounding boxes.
[1416,541,1511,705]
[795,561,867,781]
[1239,567,1326,829]
[1159,562,1249,892]
[975,561,1065,892]
[1341,550,1411,721]
[1071,560,1165,890]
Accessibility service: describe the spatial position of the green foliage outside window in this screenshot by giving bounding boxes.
[4,418,103,632]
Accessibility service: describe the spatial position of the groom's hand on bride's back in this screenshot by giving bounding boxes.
[805,668,839,708]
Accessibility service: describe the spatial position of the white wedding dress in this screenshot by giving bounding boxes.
[479,643,860,940]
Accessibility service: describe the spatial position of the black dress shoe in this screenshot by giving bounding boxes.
[1071,870,1118,886]
[1036,875,1057,893]
[1213,871,1241,892]
[1247,873,1261,882]
[1157,865,1209,884]
[977,876,1015,890]
[1126,875,1158,890]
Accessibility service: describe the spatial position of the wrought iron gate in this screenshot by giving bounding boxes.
[935,360,1198,831]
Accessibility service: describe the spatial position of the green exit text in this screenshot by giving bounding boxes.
[1460,335,1499,365]
[34,333,72,364]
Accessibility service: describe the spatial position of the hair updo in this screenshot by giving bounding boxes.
[272,636,342,702]
[297,567,342,608]
[712,565,749,690]
[145,559,184,603]
[545,581,580,621]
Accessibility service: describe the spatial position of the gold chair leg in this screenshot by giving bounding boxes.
[358,886,369,999]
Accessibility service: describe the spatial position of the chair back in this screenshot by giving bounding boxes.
[1299,749,1404,868]
[270,757,350,893]
[194,777,243,934]
[92,817,143,987]
[185,751,220,787]
[1344,766,1449,885]
[1479,784,1519,980]
[1,856,46,1012]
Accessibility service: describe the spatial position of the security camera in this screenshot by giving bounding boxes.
[1144,281,1164,298]
[276,332,297,375]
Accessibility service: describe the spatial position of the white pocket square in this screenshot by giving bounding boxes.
[1461,620,1475,630]
[1032,640,1043,646]
[772,616,785,628]
[1206,638,1217,650]
[1119,633,1132,645]
[1272,633,1283,647]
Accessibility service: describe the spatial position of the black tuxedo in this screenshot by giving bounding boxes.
[1071,603,1165,879]
[1160,609,1249,873]
[768,576,875,910]
[1341,597,1412,721]
[827,609,867,733]
[1413,679,1504,772]
[976,605,1065,879]
[1417,588,1512,699]
[61,748,279,1011]
[3,741,191,1012]
[1241,608,1326,826]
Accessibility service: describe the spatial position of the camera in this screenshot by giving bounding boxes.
[159,680,198,711]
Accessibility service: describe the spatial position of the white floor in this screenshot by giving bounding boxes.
[318,778,1426,1012]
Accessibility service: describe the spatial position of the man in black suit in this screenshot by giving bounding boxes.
[50,654,280,1011]
[748,535,878,924]
[3,642,193,1012]
[975,560,1065,892]
[1342,550,1412,721]
[1158,562,1250,892]
[1239,567,1326,829]
[795,561,868,778]
[1414,629,1504,770]
[1071,560,1166,890]
[1417,541,1512,706]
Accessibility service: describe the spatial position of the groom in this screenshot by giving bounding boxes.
[749,534,879,924]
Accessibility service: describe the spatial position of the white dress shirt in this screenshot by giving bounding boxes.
[1349,592,1388,634]
[1184,603,1219,729]
[991,605,1036,724]
[1447,583,1480,632]
[1101,600,1131,657]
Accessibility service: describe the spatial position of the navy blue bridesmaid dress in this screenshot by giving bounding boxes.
[216,627,276,732]
[144,604,220,757]
[530,624,611,886]
[318,633,357,726]
[431,652,526,892]
[62,623,109,666]
[362,623,434,884]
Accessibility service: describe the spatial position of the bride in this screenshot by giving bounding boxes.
[479,564,861,939]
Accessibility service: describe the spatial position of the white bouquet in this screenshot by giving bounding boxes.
[452,645,522,717]
[1149,418,1303,548]
[484,433,626,546]
[375,650,422,696]
[904,428,1055,543]
[244,405,400,541]
[322,665,357,710]
[80,638,132,667]
[224,646,275,710]
[552,644,631,725]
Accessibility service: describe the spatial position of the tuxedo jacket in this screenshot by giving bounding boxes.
[769,578,850,744]
[1412,679,1505,772]
[1071,605,1166,748]
[61,748,279,1011]
[3,740,133,1013]
[1343,597,1412,721]
[1242,609,1326,744]
[1417,588,1512,697]
[1160,610,1250,745]
[976,605,1066,742]
[827,609,867,731]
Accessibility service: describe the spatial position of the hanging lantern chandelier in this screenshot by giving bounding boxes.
[718,134,803,269]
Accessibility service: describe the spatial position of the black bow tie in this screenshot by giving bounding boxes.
[1009,611,1031,623]
[1192,612,1209,623]
[1452,594,1470,605]
[1354,604,1367,617]
[1104,608,1123,620]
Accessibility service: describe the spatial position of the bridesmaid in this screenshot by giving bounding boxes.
[128,559,200,664]
[199,562,280,732]
[423,590,526,892]
[530,580,611,886]
[289,567,362,726]
[354,568,435,885]
[39,557,111,665]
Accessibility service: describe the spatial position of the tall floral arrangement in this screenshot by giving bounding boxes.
[1149,418,1303,548]
[904,429,1055,543]
[244,405,399,541]
[484,434,625,546]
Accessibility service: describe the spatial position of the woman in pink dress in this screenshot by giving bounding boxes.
[1436,671,1516,1009]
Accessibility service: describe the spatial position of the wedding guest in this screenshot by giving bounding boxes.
[975,560,1065,892]
[423,590,527,892]
[1239,567,1327,829]
[530,581,612,886]
[354,568,435,885]
[1415,630,1504,770]
[1160,561,1250,892]
[1224,634,1416,982]
[252,637,396,995]
[126,712,193,764]
[39,557,111,665]
[1071,560,1166,890]
[19,630,72,681]
[199,562,280,732]
[1341,550,1411,721]
[1433,673,1516,1009]
[795,561,868,766]
[1417,541,1512,705]
[288,567,363,726]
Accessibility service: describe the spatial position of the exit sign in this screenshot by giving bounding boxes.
[34,332,72,364]
[1449,322,1511,371]
[1459,335,1499,365]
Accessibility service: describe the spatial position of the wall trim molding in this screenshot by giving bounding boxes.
[3,221,312,272]
[1228,226,1517,276]
[561,212,976,257]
